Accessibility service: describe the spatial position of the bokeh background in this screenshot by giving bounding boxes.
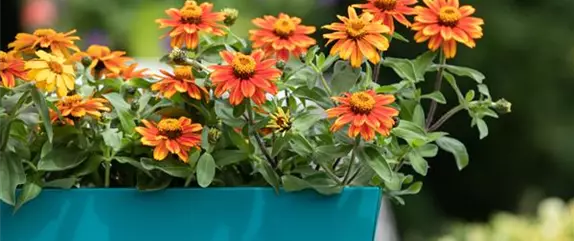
[2,0,574,240]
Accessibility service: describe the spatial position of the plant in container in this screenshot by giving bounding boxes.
[0,1,509,241]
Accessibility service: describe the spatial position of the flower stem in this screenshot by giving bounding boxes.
[319,74,333,97]
[246,101,276,168]
[425,50,447,129]
[343,137,361,185]
[428,105,465,132]
[104,161,111,188]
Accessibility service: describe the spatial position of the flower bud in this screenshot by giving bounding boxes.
[222,8,239,26]
[169,47,188,65]
[81,56,92,67]
[208,128,221,144]
[275,60,286,70]
[492,98,512,114]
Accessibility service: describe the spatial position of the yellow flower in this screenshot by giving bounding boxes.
[266,107,293,135]
[25,50,75,97]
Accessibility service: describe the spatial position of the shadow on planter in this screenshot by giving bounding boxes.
[1,187,381,241]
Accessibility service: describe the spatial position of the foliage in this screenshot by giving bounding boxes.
[0,0,509,208]
[437,198,574,241]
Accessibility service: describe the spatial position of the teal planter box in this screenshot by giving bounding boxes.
[1,187,381,241]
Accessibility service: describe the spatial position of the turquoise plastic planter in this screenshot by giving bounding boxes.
[1,187,381,241]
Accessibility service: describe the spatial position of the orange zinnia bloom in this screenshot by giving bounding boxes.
[77,45,133,79]
[135,117,202,162]
[49,94,111,125]
[106,63,150,80]
[156,0,226,49]
[151,65,208,100]
[0,51,27,88]
[326,90,398,141]
[8,29,80,57]
[249,13,316,61]
[412,0,484,58]
[323,7,391,68]
[210,50,281,106]
[354,0,417,33]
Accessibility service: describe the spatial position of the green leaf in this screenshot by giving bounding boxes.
[314,144,353,162]
[465,90,475,102]
[399,181,423,195]
[305,174,343,195]
[305,46,320,64]
[443,72,465,104]
[320,55,339,72]
[330,61,361,94]
[136,91,153,115]
[407,151,428,176]
[141,157,193,178]
[392,120,427,145]
[383,57,416,82]
[212,150,249,166]
[255,157,280,193]
[196,153,216,188]
[115,156,150,175]
[282,175,310,192]
[443,65,485,83]
[38,147,87,171]
[101,78,123,91]
[14,181,41,212]
[224,126,252,153]
[201,127,210,151]
[421,91,446,104]
[127,78,153,89]
[413,51,437,81]
[477,84,491,99]
[44,178,76,189]
[476,118,489,139]
[357,146,392,182]
[103,93,136,135]
[214,100,245,127]
[0,152,26,205]
[271,134,291,157]
[136,171,172,191]
[412,104,425,127]
[292,86,332,109]
[436,136,469,170]
[392,32,410,42]
[101,128,123,153]
[418,144,438,158]
[74,155,104,177]
[78,85,95,97]
[30,87,53,142]
[141,99,172,118]
[292,112,323,132]
[289,133,314,156]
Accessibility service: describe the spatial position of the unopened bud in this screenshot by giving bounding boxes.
[275,60,286,70]
[81,56,92,67]
[222,8,239,26]
[492,98,512,114]
[208,128,221,144]
[169,47,188,65]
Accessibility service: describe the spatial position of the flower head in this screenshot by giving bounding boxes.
[412,0,484,58]
[326,90,398,141]
[0,51,28,88]
[135,117,203,162]
[8,29,80,57]
[354,0,417,33]
[25,50,75,97]
[249,13,316,61]
[222,8,239,26]
[323,7,391,68]
[106,63,150,80]
[49,94,111,125]
[151,65,208,100]
[76,45,133,79]
[156,0,226,49]
[210,50,282,106]
[266,107,292,135]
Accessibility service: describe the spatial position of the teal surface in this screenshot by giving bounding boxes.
[0,187,381,241]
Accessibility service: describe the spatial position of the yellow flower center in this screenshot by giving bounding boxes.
[273,18,296,38]
[346,19,367,38]
[173,65,193,79]
[374,0,397,11]
[438,6,461,27]
[158,118,183,139]
[180,1,203,24]
[349,92,376,114]
[61,94,83,107]
[48,61,63,74]
[231,53,256,79]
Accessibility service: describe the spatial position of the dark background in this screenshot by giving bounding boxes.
[3,0,574,239]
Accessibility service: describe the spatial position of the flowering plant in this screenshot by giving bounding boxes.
[0,0,509,209]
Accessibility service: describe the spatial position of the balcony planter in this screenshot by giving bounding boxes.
[1,187,381,241]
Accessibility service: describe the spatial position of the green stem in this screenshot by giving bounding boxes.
[104,161,111,188]
[184,175,194,187]
[425,50,447,129]
[246,101,276,168]
[184,57,212,74]
[317,161,343,185]
[343,137,361,185]
[23,160,37,172]
[428,105,465,132]
[319,74,334,97]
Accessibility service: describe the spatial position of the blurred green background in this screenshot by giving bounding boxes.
[2,0,574,239]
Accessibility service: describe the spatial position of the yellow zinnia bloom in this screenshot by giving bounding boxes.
[26,50,75,97]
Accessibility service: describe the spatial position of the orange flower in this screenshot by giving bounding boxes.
[49,94,111,125]
[412,0,484,58]
[77,45,133,79]
[151,65,208,100]
[0,51,28,88]
[105,63,150,80]
[323,7,391,68]
[8,29,80,57]
[326,90,398,141]
[210,50,281,106]
[249,13,316,61]
[135,117,202,162]
[354,0,417,33]
[156,0,226,49]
